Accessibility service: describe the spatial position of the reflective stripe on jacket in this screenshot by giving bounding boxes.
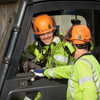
[44,54,100,100]
[22,33,74,68]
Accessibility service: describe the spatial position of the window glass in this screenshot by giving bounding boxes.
[52,15,86,35]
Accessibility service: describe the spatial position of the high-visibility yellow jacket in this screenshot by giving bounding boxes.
[22,33,74,68]
[44,53,100,100]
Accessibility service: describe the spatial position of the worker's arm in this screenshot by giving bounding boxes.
[44,65,72,79]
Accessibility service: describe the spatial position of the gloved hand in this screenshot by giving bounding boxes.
[30,67,46,81]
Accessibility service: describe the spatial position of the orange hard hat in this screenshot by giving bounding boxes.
[66,25,92,44]
[33,14,55,35]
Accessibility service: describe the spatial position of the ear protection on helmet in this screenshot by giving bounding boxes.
[31,22,39,41]
[51,18,60,35]
[51,17,56,29]
[89,42,93,51]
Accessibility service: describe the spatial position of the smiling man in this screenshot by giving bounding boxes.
[19,14,74,100]
[20,14,74,71]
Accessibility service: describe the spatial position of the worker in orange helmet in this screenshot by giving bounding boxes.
[19,14,74,100]
[35,24,100,100]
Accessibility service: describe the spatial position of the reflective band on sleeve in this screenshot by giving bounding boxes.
[24,49,35,59]
[49,68,56,79]
[53,55,68,63]
[79,76,93,85]
[69,85,74,100]
[69,65,74,100]
[53,37,60,44]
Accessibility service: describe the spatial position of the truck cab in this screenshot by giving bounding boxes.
[0,0,100,100]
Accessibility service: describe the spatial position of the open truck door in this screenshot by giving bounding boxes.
[0,0,100,100]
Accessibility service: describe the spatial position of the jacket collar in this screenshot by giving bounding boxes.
[74,53,92,63]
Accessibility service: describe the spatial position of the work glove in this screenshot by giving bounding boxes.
[30,67,46,81]
[19,57,29,72]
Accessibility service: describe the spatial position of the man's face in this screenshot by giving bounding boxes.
[39,31,54,45]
